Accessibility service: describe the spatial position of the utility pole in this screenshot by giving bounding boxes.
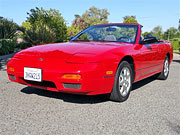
[178,19,180,32]
[168,31,170,41]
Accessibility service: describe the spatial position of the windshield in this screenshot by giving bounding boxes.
[71,24,138,43]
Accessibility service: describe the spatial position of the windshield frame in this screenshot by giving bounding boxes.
[71,24,139,44]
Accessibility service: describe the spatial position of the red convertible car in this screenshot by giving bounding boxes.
[7,23,173,102]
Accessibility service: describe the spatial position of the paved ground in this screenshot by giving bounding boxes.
[0,53,16,71]
[0,53,180,135]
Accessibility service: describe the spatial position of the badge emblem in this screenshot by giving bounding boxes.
[39,58,43,61]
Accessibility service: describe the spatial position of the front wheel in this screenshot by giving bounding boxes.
[157,56,169,80]
[109,61,133,102]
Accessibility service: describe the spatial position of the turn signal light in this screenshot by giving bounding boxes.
[106,71,113,75]
[62,74,81,80]
[8,66,15,72]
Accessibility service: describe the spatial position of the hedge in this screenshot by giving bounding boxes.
[169,41,179,50]
[0,39,16,56]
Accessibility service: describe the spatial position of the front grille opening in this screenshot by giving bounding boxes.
[24,80,57,88]
[63,83,81,89]
[9,74,16,80]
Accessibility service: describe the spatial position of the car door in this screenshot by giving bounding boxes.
[156,42,167,65]
[140,42,160,74]
[133,41,160,81]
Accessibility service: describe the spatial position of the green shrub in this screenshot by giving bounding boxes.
[0,17,20,55]
[22,7,67,45]
[0,17,19,39]
[0,39,16,55]
[169,41,179,50]
[17,42,32,49]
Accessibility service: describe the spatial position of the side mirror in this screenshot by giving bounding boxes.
[141,37,158,44]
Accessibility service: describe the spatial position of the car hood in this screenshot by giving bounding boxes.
[15,41,130,63]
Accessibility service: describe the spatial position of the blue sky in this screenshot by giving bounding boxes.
[0,0,179,32]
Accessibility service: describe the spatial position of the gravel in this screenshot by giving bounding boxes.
[0,53,180,135]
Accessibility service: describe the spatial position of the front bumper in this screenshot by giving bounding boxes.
[7,58,115,95]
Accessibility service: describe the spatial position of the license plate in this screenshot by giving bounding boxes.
[24,67,42,82]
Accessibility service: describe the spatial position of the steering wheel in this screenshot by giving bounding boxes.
[118,36,131,43]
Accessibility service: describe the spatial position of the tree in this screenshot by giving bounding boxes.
[67,25,81,37]
[22,7,67,45]
[178,19,180,32]
[0,17,19,39]
[81,6,110,27]
[0,17,19,55]
[123,16,138,24]
[142,32,150,38]
[67,14,87,37]
[163,27,179,40]
[73,14,86,30]
[151,26,163,39]
[67,6,110,37]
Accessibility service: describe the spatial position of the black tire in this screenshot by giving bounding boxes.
[157,56,169,80]
[109,61,133,102]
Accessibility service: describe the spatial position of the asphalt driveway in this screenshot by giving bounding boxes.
[0,53,180,135]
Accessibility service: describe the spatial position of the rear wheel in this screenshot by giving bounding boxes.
[158,56,169,80]
[109,61,133,102]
